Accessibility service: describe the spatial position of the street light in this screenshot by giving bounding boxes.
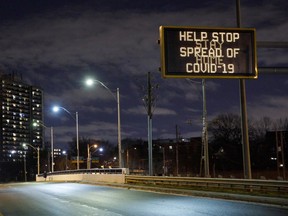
[62,150,68,170]
[87,145,104,169]
[52,106,80,170]
[85,78,122,168]
[22,143,40,175]
[87,144,97,169]
[33,121,54,172]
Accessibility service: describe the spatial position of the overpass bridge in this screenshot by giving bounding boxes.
[36,168,288,206]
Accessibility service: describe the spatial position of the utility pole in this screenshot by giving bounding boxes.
[199,79,210,177]
[175,125,179,176]
[276,131,286,180]
[185,79,209,177]
[147,72,153,176]
[142,72,158,176]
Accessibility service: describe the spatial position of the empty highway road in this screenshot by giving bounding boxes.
[0,182,287,216]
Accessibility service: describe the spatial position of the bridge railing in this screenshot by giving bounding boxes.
[125,175,288,195]
[37,170,288,196]
[38,168,129,177]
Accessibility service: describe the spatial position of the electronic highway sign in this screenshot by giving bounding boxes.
[159,26,257,79]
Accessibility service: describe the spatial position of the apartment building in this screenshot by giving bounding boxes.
[0,72,43,180]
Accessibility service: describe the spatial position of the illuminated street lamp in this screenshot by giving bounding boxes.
[87,144,97,169]
[33,121,54,172]
[85,78,122,168]
[53,106,80,170]
[87,144,104,169]
[62,150,68,170]
[22,143,40,175]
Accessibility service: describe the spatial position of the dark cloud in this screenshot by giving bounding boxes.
[0,0,287,147]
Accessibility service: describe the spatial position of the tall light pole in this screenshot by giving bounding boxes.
[51,126,54,172]
[53,106,80,170]
[24,154,27,182]
[85,78,122,168]
[76,111,79,169]
[33,121,54,172]
[22,143,40,175]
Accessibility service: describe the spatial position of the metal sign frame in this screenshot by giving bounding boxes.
[160,26,258,79]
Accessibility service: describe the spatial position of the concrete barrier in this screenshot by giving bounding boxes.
[36,173,125,183]
[82,173,125,183]
[36,168,128,184]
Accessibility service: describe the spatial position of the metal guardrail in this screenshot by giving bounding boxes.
[125,175,288,195]
[38,168,128,177]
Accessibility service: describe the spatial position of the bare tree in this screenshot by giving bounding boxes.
[209,113,242,171]
[274,118,288,131]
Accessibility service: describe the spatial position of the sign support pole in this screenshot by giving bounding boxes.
[236,0,252,179]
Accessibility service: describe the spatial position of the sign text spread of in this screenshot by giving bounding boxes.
[160,26,257,78]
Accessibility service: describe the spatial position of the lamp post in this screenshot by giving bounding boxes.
[87,144,97,169]
[53,106,80,170]
[22,143,40,175]
[24,154,27,182]
[33,121,54,172]
[85,78,122,168]
[62,150,68,170]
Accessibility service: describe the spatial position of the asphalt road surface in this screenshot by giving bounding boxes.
[0,182,287,216]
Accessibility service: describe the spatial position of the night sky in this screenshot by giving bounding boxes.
[0,0,288,149]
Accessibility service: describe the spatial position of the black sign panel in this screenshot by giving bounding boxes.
[160,26,257,79]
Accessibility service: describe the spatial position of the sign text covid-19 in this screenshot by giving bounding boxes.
[159,26,257,79]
